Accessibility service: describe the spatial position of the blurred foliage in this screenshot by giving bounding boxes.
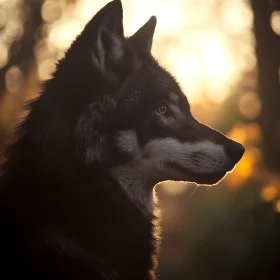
[0,0,280,279]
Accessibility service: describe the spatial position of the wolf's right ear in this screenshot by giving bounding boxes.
[81,0,125,80]
[128,16,157,55]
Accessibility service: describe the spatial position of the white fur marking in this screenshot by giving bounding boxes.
[143,139,230,174]
[112,167,154,215]
[116,130,139,155]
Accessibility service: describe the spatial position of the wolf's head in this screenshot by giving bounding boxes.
[33,0,244,213]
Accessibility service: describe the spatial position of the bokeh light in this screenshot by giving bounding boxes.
[271,11,280,35]
[239,92,262,119]
[5,66,23,93]
[274,199,280,213]
[221,0,253,34]
[260,184,278,202]
[41,0,63,23]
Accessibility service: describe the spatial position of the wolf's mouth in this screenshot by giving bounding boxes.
[167,162,228,185]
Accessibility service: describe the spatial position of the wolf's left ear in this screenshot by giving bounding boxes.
[128,16,157,55]
[84,0,125,79]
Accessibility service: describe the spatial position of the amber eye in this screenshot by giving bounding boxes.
[157,104,168,115]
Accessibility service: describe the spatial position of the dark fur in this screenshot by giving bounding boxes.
[0,1,244,279]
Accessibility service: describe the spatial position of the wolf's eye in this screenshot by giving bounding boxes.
[157,104,168,115]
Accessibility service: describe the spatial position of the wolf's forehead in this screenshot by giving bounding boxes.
[168,92,180,104]
[167,91,190,112]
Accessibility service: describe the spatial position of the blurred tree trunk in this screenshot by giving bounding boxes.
[0,0,43,152]
[251,0,280,172]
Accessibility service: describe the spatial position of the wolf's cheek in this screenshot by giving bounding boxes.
[115,129,139,156]
[114,130,240,186]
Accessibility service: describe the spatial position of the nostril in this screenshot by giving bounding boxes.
[226,141,245,163]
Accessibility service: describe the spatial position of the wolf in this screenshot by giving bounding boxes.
[0,0,244,279]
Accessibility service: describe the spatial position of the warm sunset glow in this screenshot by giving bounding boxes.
[226,144,260,188]
[49,19,83,50]
[226,124,248,145]
[226,156,253,188]
[201,32,236,102]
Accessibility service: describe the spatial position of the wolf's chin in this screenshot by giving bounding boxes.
[191,172,227,185]
[166,162,229,185]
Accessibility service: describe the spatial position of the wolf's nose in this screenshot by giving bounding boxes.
[225,141,245,163]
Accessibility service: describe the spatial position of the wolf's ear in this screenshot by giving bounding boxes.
[128,16,157,55]
[84,0,125,79]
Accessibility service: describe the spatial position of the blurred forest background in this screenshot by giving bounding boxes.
[0,0,280,279]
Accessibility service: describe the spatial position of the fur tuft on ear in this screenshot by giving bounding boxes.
[91,26,125,80]
[128,16,157,55]
[80,0,125,83]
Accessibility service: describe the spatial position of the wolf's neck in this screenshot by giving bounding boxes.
[110,166,157,216]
